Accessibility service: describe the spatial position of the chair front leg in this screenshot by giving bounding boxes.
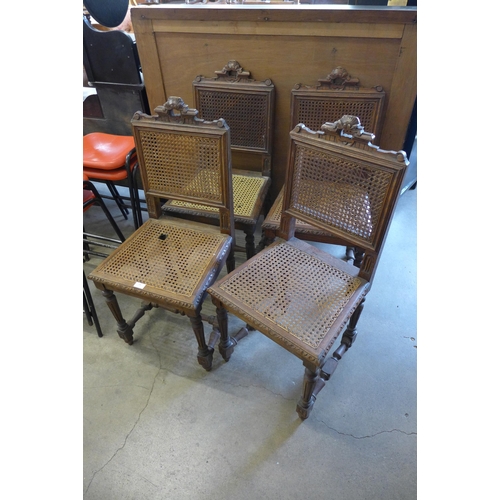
[101,289,134,345]
[212,298,234,362]
[296,365,321,420]
[189,313,214,372]
[211,297,249,362]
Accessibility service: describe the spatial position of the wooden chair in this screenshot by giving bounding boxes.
[88,97,235,371]
[260,67,385,264]
[208,116,407,418]
[162,61,274,259]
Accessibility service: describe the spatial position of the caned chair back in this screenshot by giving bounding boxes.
[280,116,408,282]
[193,60,275,176]
[131,96,234,237]
[291,66,385,143]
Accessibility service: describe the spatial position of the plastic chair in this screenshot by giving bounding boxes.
[88,97,235,371]
[208,116,408,419]
[260,66,385,264]
[162,61,274,259]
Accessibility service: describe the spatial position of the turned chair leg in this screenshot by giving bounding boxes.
[353,247,365,268]
[212,298,248,362]
[213,299,235,362]
[101,290,154,345]
[345,246,355,264]
[296,299,366,420]
[226,249,236,274]
[189,313,215,371]
[256,228,272,253]
[244,228,256,259]
[102,289,134,345]
[296,366,321,420]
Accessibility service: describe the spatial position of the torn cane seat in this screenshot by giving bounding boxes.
[88,96,236,371]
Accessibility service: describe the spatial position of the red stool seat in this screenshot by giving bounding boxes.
[83,166,129,182]
[83,133,143,228]
[83,133,135,170]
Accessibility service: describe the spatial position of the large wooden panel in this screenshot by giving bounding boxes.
[131,4,417,197]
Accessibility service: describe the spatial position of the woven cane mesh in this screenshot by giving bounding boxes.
[166,174,267,218]
[93,219,228,297]
[196,89,269,151]
[138,129,222,202]
[290,144,392,244]
[295,98,379,134]
[219,242,363,348]
[262,189,316,231]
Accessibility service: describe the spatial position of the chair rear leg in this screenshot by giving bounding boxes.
[256,228,272,253]
[243,227,256,259]
[353,247,365,268]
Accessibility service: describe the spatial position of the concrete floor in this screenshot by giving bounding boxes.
[83,186,417,500]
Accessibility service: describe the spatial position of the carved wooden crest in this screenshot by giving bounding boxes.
[316,115,407,162]
[153,96,199,123]
[321,115,375,143]
[317,66,360,89]
[214,60,251,82]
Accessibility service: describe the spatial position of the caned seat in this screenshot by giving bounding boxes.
[208,116,407,419]
[162,61,274,259]
[88,97,235,371]
[261,67,386,265]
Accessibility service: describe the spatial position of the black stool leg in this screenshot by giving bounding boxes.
[83,271,103,337]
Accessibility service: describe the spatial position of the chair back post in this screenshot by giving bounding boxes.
[279,116,408,284]
[131,96,235,240]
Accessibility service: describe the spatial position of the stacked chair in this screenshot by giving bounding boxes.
[83,133,142,228]
[260,66,386,265]
[208,115,408,419]
[83,15,149,229]
[162,61,275,259]
[88,97,236,371]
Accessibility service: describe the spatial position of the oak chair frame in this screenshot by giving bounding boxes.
[89,97,235,371]
[208,116,407,418]
[261,67,386,265]
[162,60,275,259]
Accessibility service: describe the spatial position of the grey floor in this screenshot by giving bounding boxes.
[83,186,417,500]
